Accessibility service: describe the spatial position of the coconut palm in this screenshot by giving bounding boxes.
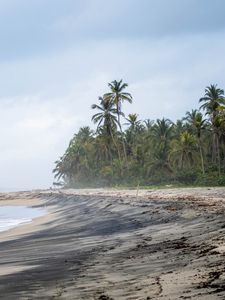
[91,96,119,135]
[152,118,173,151]
[75,126,94,142]
[199,84,225,173]
[199,85,225,119]
[144,119,154,131]
[185,110,207,174]
[91,96,122,165]
[103,80,132,164]
[125,113,143,132]
[124,114,144,159]
[170,131,197,170]
[104,79,132,127]
[150,118,174,175]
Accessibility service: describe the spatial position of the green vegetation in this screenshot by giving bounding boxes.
[53,81,225,188]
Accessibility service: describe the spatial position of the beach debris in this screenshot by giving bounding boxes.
[98,294,114,300]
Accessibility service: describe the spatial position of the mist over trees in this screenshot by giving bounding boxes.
[53,81,225,187]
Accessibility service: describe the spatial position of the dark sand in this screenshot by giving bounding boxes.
[0,188,225,299]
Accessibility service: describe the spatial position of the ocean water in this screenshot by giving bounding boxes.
[0,206,45,233]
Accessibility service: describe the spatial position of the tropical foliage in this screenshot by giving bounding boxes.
[53,82,225,187]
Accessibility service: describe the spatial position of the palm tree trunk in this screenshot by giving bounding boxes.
[118,122,128,164]
[216,133,221,176]
[212,130,217,163]
[211,112,219,165]
[198,137,205,175]
[116,102,128,166]
[223,137,225,172]
[109,127,123,174]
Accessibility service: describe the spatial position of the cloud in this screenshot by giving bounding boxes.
[0,96,79,189]
[1,0,225,60]
[52,0,225,39]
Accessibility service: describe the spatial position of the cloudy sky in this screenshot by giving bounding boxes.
[1,0,225,190]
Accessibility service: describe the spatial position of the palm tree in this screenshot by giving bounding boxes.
[184,109,198,131]
[185,110,207,174]
[75,126,94,142]
[104,80,133,164]
[173,119,187,139]
[53,157,67,182]
[170,131,197,170]
[152,118,173,152]
[150,118,174,175]
[104,79,133,127]
[91,96,122,166]
[125,113,142,131]
[91,96,119,135]
[199,85,225,119]
[144,119,154,131]
[199,84,225,174]
[60,127,95,185]
[124,114,144,159]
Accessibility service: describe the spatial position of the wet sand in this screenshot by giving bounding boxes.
[0,188,225,299]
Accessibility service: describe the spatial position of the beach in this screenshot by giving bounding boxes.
[0,188,224,299]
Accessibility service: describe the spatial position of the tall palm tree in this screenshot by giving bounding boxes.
[199,84,225,174]
[104,80,132,164]
[104,79,133,128]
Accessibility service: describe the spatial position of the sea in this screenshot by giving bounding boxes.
[0,206,45,233]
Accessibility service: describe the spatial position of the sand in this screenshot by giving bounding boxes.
[0,188,224,299]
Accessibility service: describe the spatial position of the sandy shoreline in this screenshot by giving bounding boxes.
[0,188,224,299]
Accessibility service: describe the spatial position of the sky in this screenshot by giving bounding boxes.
[1,0,225,190]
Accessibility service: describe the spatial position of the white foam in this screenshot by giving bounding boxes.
[0,206,45,233]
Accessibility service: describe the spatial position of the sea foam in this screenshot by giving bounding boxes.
[0,206,45,232]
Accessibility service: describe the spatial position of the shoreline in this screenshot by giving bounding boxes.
[0,188,224,299]
[0,194,56,242]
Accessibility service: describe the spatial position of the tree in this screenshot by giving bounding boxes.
[150,118,174,175]
[185,110,207,174]
[125,113,141,129]
[144,119,154,131]
[199,85,225,119]
[152,118,173,153]
[104,80,133,164]
[53,81,225,188]
[91,96,122,166]
[91,96,119,136]
[125,114,144,159]
[104,79,133,127]
[199,84,225,174]
[170,131,197,170]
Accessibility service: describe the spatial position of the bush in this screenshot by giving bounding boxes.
[195,173,225,186]
[175,170,198,184]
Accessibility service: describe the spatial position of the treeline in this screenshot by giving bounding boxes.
[53,80,225,187]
